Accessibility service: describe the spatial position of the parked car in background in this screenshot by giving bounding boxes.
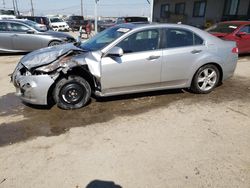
[207,21,250,54]
[98,17,149,32]
[98,19,115,32]
[0,14,16,20]
[17,16,52,30]
[0,19,76,53]
[0,9,16,20]
[11,23,238,110]
[50,17,69,31]
[66,15,84,31]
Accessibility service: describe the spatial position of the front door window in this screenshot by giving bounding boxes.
[116,29,160,53]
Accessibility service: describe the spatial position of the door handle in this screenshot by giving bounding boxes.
[11,34,18,37]
[146,55,160,60]
[191,50,202,54]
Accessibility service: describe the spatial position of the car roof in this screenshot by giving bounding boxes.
[18,16,47,18]
[113,23,222,44]
[117,22,200,30]
[220,21,250,25]
[0,19,30,23]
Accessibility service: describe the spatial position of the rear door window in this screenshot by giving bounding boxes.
[164,28,204,48]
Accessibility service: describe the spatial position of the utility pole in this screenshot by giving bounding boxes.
[95,0,99,34]
[81,0,83,17]
[30,0,34,16]
[12,0,16,14]
[2,0,5,8]
[15,0,19,15]
[150,0,154,22]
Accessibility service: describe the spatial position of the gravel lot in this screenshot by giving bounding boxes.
[0,49,249,188]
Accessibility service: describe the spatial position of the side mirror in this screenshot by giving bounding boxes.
[236,32,247,37]
[27,29,35,34]
[107,47,124,57]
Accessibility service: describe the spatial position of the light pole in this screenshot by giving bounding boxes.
[30,0,34,16]
[150,0,154,22]
[2,0,5,8]
[12,0,16,14]
[95,0,99,34]
[15,0,19,15]
[81,0,83,17]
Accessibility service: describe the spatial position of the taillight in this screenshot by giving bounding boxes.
[232,47,238,54]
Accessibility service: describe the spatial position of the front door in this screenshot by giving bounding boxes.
[101,29,162,93]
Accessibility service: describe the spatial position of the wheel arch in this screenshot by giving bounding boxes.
[190,62,223,87]
[48,39,63,46]
[46,65,97,105]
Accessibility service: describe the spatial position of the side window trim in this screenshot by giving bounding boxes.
[161,27,205,50]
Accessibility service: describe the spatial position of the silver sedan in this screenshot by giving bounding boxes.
[12,23,238,109]
[0,19,76,53]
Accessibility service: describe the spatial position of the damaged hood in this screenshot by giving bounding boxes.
[20,43,84,69]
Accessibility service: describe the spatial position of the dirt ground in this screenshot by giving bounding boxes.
[0,52,249,188]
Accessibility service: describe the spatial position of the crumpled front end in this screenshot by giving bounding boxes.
[11,44,102,106]
[12,63,56,105]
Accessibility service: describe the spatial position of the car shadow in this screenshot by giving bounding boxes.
[0,52,28,56]
[0,76,249,147]
[86,180,122,188]
[94,89,184,102]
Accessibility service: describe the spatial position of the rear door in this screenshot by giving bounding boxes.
[9,22,42,51]
[161,28,206,86]
[236,25,250,53]
[0,22,13,52]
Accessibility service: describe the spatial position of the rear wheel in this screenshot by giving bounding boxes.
[53,76,91,110]
[190,64,220,94]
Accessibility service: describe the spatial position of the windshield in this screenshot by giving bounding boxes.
[80,26,131,51]
[207,23,241,34]
[50,18,64,23]
[23,20,47,32]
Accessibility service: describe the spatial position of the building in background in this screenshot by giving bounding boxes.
[153,0,250,28]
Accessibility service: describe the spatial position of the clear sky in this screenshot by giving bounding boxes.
[1,0,151,17]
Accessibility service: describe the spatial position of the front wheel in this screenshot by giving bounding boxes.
[53,76,91,110]
[190,64,220,94]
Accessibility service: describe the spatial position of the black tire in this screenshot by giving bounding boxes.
[190,64,220,94]
[53,76,91,110]
[48,41,62,47]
